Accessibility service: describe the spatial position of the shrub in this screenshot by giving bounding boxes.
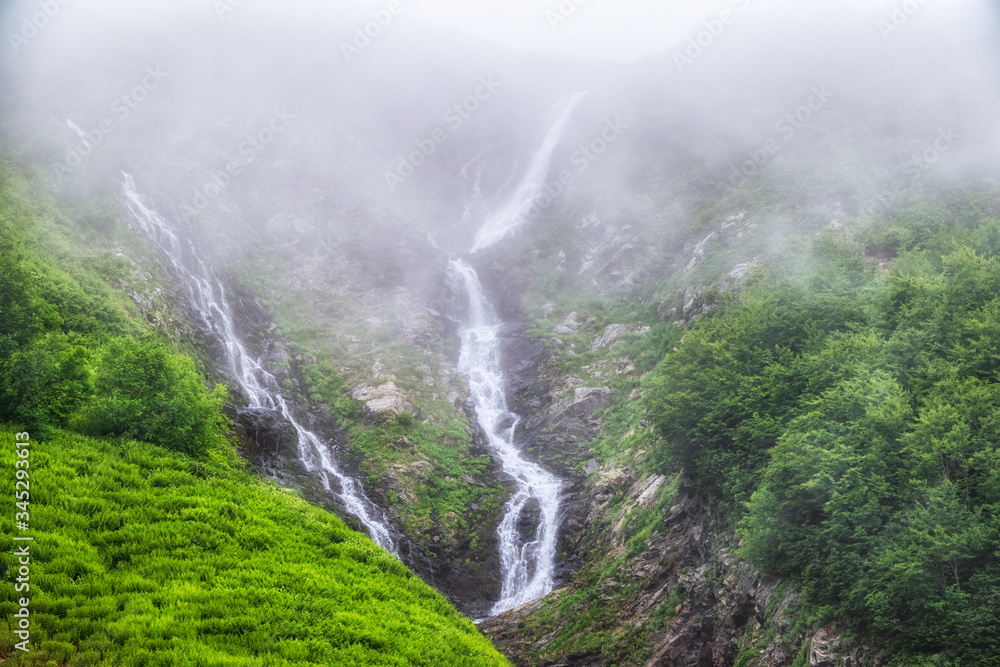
[72,336,228,456]
[0,332,93,435]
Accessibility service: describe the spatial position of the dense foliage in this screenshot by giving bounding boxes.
[645,197,1000,663]
[0,163,227,455]
[72,337,229,456]
[0,429,509,666]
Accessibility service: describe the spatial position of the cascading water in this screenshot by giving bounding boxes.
[66,119,92,147]
[121,172,397,554]
[447,94,587,613]
[449,260,563,616]
[470,91,586,253]
[451,93,584,614]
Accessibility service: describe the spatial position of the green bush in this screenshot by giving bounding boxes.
[71,337,228,456]
[0,162,134,436]
[0,332,92,435]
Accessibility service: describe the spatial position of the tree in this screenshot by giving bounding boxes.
[72,336,228,456]
[0,332,92,434]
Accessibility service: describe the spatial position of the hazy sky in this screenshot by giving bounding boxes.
[1,0,991,66]
[0,0,715,64]
[383,0,718,63]
[352,0,987,63]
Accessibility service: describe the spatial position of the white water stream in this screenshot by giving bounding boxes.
[120,87,582,605]
[122,173,397,554]
[454,93,584,614]
[449,261,563,615]
[470,91,586,253]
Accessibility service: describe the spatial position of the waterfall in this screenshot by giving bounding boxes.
[448,260,563,616]
[450,94,585,614]
[469,91,586,253]
[66,119,92,147]
[121,172,397,555]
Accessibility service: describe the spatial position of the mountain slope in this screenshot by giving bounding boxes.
[0,428,509,666]
[481,187,1000,665]
[0,157,508,665]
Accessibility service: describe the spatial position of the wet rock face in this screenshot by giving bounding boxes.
[218,273,277,355]
[499,323,552,406]
[498,322,609,479]
[494,321,628,597]
[511,379,611,480]
[516,498,543,543]
[566,386,614,416]
[226,404,300,470]
[483,471,886,667]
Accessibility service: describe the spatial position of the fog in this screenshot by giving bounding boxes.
[1,0,998,283]
[2,0,1000,636]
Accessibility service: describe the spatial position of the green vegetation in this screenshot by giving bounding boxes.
[645,192,1000,663]
[344,415,505,539]
[521,298,680,472]
[0,429,510,666]
[0,159,507,665]
[0,161,227,455]
[72,337,230,456]
[293,357,508,564]
[506,475,683,666]
[228,249,512,562]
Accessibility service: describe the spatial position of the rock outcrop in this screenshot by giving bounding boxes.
[483,471,886,666]
[350,381,413,418]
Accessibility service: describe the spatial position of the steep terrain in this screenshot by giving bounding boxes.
[480,185,1000,665]
[2,2,1000,665]
[0,429,509,666]
[0,161,509,665]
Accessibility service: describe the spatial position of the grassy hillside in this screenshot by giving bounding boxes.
[0,157,202,442]
[0,158,508,664]
[0,429,509,666]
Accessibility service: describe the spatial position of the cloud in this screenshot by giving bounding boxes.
[393,0,720,63]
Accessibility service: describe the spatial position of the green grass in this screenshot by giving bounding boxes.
[0,428,510,666]
[0,156,509,665]
[344,417,507,542]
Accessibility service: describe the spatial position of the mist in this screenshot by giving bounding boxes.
[2,0,1000,661]
[2,0,997,263]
